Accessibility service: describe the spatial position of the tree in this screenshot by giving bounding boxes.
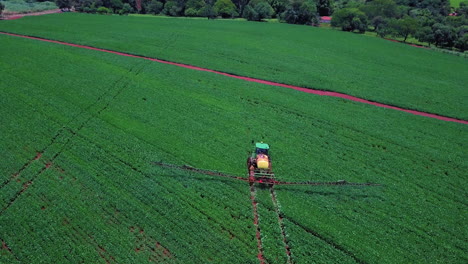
[360,0,398,20]
[388,16,418,42]
[457,1,468,16]
[281,0,319,25]
[110,0,124,10]
[214,0,238,17]
[415,26,435,46]
[163,0,184,15]
[268,0,288,17]
[243,0,274,21]
[200,0,217,18]
[0,2,4,16]
[317,0,333,16]
[185,0,205,16]
[454,32,468,52]
[331,7,368,32]
[56,0,73,9]
[371,16,386,31]
[119,3,134,13]
[232,0,249,16]
[147,0,163,14]
[432,23,455,47]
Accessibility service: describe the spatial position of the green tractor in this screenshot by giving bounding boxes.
[247,142,275,183]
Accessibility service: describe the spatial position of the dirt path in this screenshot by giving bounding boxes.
[0,31,466,125]
[1,9,62,20]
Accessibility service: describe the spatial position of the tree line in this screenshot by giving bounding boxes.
[330,0,468,51]
[54,0,467,52]
[57,0,324,24]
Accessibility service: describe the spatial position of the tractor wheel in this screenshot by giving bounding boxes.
[247,157,254,172]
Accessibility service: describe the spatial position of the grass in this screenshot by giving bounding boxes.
[0,13,467,120]
[1,29,467,263]
[0,0,57,14]
[450,0,464,8]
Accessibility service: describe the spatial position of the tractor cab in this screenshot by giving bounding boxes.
[255,142,270,156]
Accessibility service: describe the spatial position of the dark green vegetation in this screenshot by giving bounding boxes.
[1,14,467,262]
[1,13,468,120]
[331,0,468,51]
[0,0,57,14]
[64,0,320,24]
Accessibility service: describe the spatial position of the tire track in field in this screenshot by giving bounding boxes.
[269,186,292,264]
[0,63,145,216]
[250,183,265,264]
[1,31,466,125]
[64,132,255,259]
[1,239,20,262]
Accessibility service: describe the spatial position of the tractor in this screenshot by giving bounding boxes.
[247,142,275,183]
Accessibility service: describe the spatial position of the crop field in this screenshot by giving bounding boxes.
[1,14,467,263]
[1,13,467,120]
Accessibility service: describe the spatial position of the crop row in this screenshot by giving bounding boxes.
[1,14,467,118]
[1,35,466,263]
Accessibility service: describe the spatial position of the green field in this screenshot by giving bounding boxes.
[1,14,467,263]
[450,0,464,8]
[0,13,467,120]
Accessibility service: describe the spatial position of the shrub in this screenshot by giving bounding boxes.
[184,0,205,16]
[214,0,238,18]
[331,7,368,32]
[163,0,183,16]
[119,3,133,14]
[243,0,273,21]
[147,0,163,14]
[97,6,110,14]
[281,0,319,25]
[110,0,124,10]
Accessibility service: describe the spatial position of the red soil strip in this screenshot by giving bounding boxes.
[1,32,466,125]
[1,9,62,20]
[34,152,42,160]
[270,186,292,263]
[250,183,265,264]
[385,38,429,49]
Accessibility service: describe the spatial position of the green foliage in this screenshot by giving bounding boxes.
[110,0,124,10]
[454,30,468,51]
[415,25,435,44]
[0,2,4,15]
[214,0,238,17]
[331,7,368,32]
[119,3,134,14]
[200,2,217,18]
[97,5,111,13]
[432,22,456,47]
[359,0,398,20]
[317,0,333,16]
[268,0,288,16]
[387,16,418,42]
[162,0,187,16]
[243,0,274,21]
[281,0,319,25]
[146,0,163,14]
[184,0,205,16]
[56,0,72,8]
[0,0,57,13]
[457,1,468,13]
[1,14,467,119]
[162,0,180,15]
